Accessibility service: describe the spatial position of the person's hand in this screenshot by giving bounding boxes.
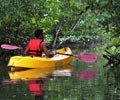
[51,52,58,55]
[48,53,54,58]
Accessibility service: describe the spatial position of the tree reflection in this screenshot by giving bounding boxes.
[104,55,120,100]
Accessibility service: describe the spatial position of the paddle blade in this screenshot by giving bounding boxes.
[1,44,23,50]
[76,52,98,63]
[76,69,98,80]
[2,79,21,84]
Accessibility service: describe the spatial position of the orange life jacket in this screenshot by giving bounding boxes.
[27,39,43,57]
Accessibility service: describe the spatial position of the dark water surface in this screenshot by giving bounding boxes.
[0,47,120,100]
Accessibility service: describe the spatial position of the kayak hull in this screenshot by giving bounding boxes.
[8,47,73,68]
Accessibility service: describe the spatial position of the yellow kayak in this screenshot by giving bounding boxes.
[8,47,73,68]
[8,65,73,80]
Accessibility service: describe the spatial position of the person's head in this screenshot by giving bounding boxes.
[35,29,44,39]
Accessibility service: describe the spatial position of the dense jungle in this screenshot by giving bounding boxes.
[0,0,119,55]
[0,0,120,100]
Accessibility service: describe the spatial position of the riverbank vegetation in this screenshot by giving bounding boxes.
[0,0,120,59]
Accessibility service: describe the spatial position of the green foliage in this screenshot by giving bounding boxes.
[107,46,118,55]
[0,0,120,52]
[0,0,62,44]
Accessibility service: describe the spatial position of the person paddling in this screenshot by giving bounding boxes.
[24,29,54,57]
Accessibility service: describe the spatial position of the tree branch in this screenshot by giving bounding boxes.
[56,7,90,48]
[69,11,84,34]
[52,25,61,49]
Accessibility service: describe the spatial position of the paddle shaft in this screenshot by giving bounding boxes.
[57,52,98,63]
[57,52,74,56]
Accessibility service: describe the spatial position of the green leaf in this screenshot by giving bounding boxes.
[107,46,118,55]
[109,38,119,46]
[31,18,36,24]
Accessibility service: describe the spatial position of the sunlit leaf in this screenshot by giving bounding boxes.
[107,46,118,55]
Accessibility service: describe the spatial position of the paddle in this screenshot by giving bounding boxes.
[1,44,23,50]
[1,44,98,63]
[57,52,98,63]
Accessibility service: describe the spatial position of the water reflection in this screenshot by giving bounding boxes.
[8,65,73,80]
[104,59,120,100]
[76,69,98,80]
[2,48,120,100]
[27,79,48,100]
[6,65,73,100]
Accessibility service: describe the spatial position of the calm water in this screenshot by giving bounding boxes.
[0,47,120,100]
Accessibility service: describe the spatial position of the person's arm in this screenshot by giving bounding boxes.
[24,46,29,56]
[41,42,53,57]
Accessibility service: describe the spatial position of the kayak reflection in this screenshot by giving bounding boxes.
[8,65,73,99]
[8,65,73,80]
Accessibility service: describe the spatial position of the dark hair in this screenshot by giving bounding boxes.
[35,29,43,38]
